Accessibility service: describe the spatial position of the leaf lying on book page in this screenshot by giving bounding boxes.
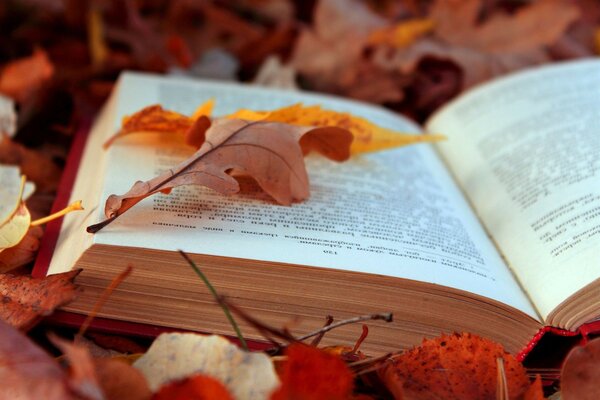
[379,332,534,400]
[0,48,54,103]
[153,374,234,400]
[90,118,351,232]
[0,319,74,400]
[226,103,444,154]
[270,343,355,400]
[561,337,600,400]
[103,100,214,148]
[133,333,279,399]
[0,269,80,330]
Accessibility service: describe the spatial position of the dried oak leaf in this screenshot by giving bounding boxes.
[0,269,80,330]
[227,103,443,154]
[0,319,74,399]
[0,48,54,102]
[152,374,233,400]
[379,332,530,400]
[270,343,354,400]
[561,337,600,400]
[90,117,351,232]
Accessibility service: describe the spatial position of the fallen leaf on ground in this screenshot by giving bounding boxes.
[103,100,214,148]
[0,319,74,399]
[152,374,233,400]
[0,48,55,102]
[379,332,531,400]
[226,103,443,154]
[133,333,279,400]
[0,269,81,330]
[270,343,354,400]
[89,117,351,232]
[0,225,43,273]
[561,337,600,400]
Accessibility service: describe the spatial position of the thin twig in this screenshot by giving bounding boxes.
[311,315,334,346]
[296,312,393,342]
[77,265,132,339]
[179,250,248,351]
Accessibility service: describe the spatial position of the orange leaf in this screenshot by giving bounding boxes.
[89,118,352,232]
[0,269,80,330]
[103,101,214,148]
[561,337,600,400]
[379,333,530,400]
[367,18,435,48]
[152,374,233,400]
[270,344,354,400]
[227,103,443,154]
[523,375,545,400]
[0,49,54,102]
[0,225,43,273]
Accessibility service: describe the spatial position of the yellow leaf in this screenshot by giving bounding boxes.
[0,165,25,225]
[226,103,444,154]
[368,18,434,48]
[191,98,215,120]
[0,203,31,251]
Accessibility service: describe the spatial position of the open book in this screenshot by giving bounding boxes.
[34,59,600,357]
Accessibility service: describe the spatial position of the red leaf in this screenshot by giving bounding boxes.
[270,344,354,400]
[152,374,233,400]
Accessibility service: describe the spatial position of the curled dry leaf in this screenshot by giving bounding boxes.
[103,100,214,148]
[152,374,233,400]
[0,319,73,400]
[133,333,280,400]
[227,103,444,154]
[561,337,600,400]
[0,48,55,102]
[379,332,531,400]
[0,269,81,330]
[270,343,355,400]
[0,225,43,273]
[89,117,352,232]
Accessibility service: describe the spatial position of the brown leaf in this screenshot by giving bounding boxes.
[0,136,62,193]
[95,358,152,400]
[0,48,54,102]
[0,319,74,399]
[89,118,351,232]
[0,225,43,273]
[431,0,581,54]
[0,269,80,330]
[379,333,530,400]
[561,337,600,400]
[50,334,104,400]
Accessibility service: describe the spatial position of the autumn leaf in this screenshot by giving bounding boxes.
[0,48,54,102]
[0,225,43,273]
[227,103,443,154]
[88,118,352,232]
[0,319,74,400]
[0,94,16,137]
[561,337,600,400]
[270,343,355,400]
[0,166,35,251]
[379,332,531,400]
[94,358,152,400]
[152,374,233,400]
[103,100,214,148]
[0,269,81,330]
[133,333,279,399]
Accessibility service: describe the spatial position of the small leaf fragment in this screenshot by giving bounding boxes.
[133,333,279,399]
[152,374,233,400]
[0,48,54,102]
[367,18,435,48]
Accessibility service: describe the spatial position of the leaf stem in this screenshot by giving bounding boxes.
[296,312,393,342]
[179,250,248,351]
[31,200,84,227]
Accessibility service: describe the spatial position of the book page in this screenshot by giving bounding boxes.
[59,72,537,317]
[428,60,600,321]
